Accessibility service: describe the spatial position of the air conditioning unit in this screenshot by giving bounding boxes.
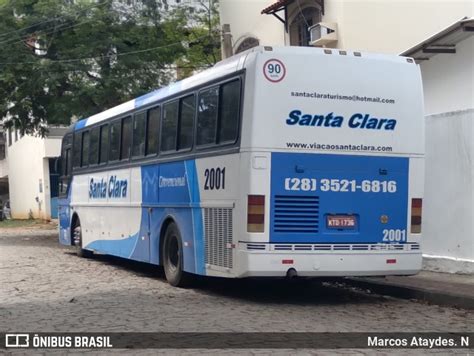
[309,22,338,47]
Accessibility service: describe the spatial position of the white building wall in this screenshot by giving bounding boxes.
[422,109,474,273]
[417,36,474,273]
[220,0,473,54]
[7,135,62,220]
[220,0,285,52]
[421,36,474,115]
[332,0,473,53]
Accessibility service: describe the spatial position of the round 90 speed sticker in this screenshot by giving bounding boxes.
[263,59,286,83]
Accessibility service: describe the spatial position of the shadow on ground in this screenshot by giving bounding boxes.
[70,250,387,306]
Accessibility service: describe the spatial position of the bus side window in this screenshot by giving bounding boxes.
[178,94,195,150]
[99,124,109,164]
[64,148,70,176]
[89,126,100,166]
[146,106,160,155]
[218,80,241,144]
[121,116,132,160]
[81,131,90,167]
[109,121,121,162]
[60,134,72,196]
[197,86,219,146]
[161,100,179,152]
[132,112,146,158]
[72,132,81,168]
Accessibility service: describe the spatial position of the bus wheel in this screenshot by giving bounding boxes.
[163,222,192,287]
[73,218,93,258]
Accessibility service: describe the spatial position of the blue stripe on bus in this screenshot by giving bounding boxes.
[86,233,139,258]
[134,82,182,110]
[74,119,88,130]
[185,160,205,275]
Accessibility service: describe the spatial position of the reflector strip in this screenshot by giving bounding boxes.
[411,198,422,234]
[247,214,265,224]
[248,195,265,233]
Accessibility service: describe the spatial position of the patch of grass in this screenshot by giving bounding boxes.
[0,219,47,229]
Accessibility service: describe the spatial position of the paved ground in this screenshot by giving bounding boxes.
[0,229,473,355]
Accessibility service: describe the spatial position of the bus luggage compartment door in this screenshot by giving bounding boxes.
[270,152,409,244]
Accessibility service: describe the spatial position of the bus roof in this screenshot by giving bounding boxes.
[73,46,415,131]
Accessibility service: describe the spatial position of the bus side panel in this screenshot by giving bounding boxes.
[58,180,72,245]
[79,168,146,261]
[194,154,241,277]
[69,153,241,277]
[70,162,207,276]
[144,160,205,275]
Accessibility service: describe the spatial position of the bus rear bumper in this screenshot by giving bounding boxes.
[237,248,422,278]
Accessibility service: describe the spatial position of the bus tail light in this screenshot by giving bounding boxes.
[247,195,265,233]
[411,198,422,233]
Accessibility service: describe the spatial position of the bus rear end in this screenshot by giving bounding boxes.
[236,47,424,278]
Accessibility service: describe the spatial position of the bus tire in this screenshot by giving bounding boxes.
[72,217,93,258]
[163,222,192,287]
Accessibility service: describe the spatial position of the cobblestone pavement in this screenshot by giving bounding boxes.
[1,230,472,355]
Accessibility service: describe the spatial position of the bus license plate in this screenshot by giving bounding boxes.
[327,215,356,229]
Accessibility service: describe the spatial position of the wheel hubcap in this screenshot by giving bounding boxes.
[73,226,81,247]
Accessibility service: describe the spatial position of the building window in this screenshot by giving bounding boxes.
[7,129,12,146]
[235,37,259,54]
[289,7,321,46]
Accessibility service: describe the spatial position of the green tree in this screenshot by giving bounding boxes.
[173,0,221,79]
[0,0,218,135]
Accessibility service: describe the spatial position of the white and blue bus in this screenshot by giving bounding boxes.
[58,46,424,286]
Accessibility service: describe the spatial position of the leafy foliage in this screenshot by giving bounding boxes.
[0,0,220,135]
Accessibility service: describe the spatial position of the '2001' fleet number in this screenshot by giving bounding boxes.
[204,167,226,190]
[284,178,397,193]
[383,229,406,242]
